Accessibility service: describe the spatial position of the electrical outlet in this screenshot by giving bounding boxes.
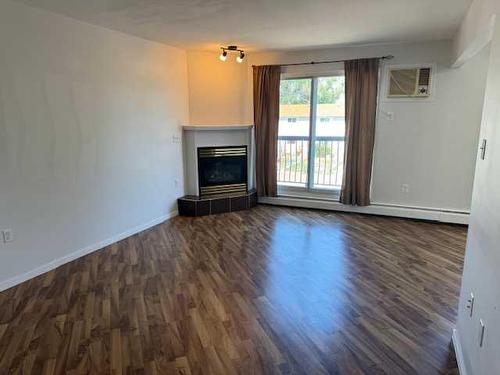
[385,111,394,120]
[467,292,474,317]
[172,135,181,144]
[174,178,180,188]
[401,184,410,193]
[2,229,13,243]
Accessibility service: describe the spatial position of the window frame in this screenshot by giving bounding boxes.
[278,69,345,199]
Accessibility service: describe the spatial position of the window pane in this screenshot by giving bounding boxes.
[313,76,345,189]
[315,76,345,137]
[279,79,311,137]
[277,79,311,187]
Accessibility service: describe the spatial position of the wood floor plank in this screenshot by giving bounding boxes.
[0,205,465,374]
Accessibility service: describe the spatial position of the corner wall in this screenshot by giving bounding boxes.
[0,1,189,289]
[453,1,500,373]
[456,22,500,375]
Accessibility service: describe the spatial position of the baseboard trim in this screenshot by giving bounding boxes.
[452,329,468,375]
[258,196,469,224]
[0,209,178,292]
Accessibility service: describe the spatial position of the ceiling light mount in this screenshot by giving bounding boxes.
[220,46,245,63]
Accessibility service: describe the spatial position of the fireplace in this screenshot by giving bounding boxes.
[198,146,248,197]
[178,124,256,216]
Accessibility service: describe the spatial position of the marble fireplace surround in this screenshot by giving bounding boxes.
[182,124,255,196]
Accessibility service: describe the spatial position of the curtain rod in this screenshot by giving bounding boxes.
[252,55,394,67]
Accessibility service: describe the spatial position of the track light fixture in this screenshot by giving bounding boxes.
[236,51,245,63]
[219,49,227,61]
[219,46,245,63]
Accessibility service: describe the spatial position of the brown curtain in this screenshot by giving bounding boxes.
[340,58,380,206]
[253,65,281,197]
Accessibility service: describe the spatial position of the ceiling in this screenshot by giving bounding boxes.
[14,0,472,51]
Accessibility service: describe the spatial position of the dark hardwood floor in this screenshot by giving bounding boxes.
[0,205,466,374]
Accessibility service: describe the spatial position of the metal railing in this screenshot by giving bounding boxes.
[277,136,344,188]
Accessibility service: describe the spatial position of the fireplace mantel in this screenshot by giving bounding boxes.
[182,124,255,196]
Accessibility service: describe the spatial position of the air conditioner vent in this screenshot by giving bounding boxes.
[418,68,431,85]
[388,66,432,98]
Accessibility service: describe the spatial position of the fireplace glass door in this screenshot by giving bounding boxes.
[197,146,248,196]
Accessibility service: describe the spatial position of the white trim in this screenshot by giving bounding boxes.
[308,76,319,189]
[280,63,344,78]
[183,124,254,131]
[278,186,341,200]
[452,329,468,375]
[0,210,178,292]
[258,196,469,224]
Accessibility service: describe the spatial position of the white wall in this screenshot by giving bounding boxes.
[454,3,500,374]
[0,0,189,289]
[187,50,251,126]
[372,45,489,212]
[244,41,489,213]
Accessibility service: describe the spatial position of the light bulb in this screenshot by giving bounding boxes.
[219,50,227,61]
[236,51,245,63]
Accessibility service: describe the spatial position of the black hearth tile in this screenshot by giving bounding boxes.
[178,199,196,216]
[196,200,210,216]
[249,191,258,208]
[230,196,248,212]
[210,197,230,214]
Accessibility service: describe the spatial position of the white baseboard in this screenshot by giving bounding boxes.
[0,209,178,292]
[452,329,468,375]
[258,196,469,224]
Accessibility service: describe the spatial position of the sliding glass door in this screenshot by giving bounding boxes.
[277,74,345,193]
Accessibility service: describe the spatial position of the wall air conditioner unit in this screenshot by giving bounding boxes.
[387,67,432,98]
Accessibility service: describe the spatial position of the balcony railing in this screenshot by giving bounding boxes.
[277,136,344,189]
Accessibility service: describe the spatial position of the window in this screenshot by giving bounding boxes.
[277,75,345,191]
